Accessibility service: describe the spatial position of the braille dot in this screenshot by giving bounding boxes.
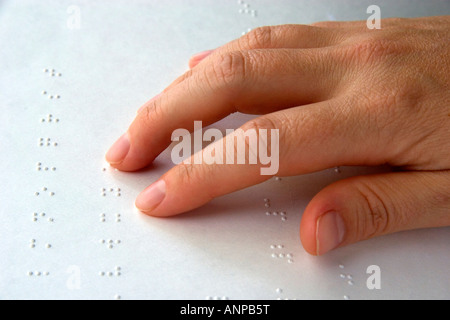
[270,245,276,249]
[340,274,346,279]
[348,280,354,286]
[277,245,283,249]
[271,253,277,258]
[108,245,113,249]
[43,69,48,73]
[99,272,105,276]
[44,167,48,171]
[28,271,33,276]
[102,168,106,171]
[275,177,281,181]
[48,218,54,222]
[108,272,113,277]
[287,259,294,264]
[49,95,53,99]
[344,295,350,300]
[276,288,283,294]
[334,167,341,173]
[51,167,56,171]
[347,275,353,280]
[53,142,57,146]
[115,240,121,244]
[278,253,284,258]
[42,187,47,191]
[339,264,345,269]
[46,244,51,248]
[265,211,270,216]
[272,211,278,216]
[35,192,39,196]
[109,188,113,192]
[264,203,270,208]
[114,295,121,300]
[41,213,45,217]
[58,73,62,77]
[36,272,41,276]
[280,212,286,216]
[286,253,293,258]
[44,272,49,276]
[281,217,287,222]
[49,192,55,196]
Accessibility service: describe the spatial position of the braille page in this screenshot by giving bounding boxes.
[1,0,449,300]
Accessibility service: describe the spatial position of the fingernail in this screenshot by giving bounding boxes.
[105,132,130,164]
[316,211,346,255]
[135,180,166,213]
[137,93,162,114]
[189,50,213,67]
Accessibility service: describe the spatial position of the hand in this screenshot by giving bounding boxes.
[105,16,450,255]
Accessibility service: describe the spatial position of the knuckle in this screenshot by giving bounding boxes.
[240,116,281,159]
[207,51,248,91]
[174,161,197,186]
[339,36,403,65]
[174,161,215,200]
[353,180,407,239]
[242,26,274,49]
[242,116,279,134]
[142,95,165,123]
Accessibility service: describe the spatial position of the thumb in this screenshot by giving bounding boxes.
[300,170,450,256]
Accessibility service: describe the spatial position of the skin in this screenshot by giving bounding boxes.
[106,16,450,256]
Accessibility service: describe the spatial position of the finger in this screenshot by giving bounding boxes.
[300,170,450,256]
[187,25,343,70]
[134,96,396,217]
[106,48,344,171]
